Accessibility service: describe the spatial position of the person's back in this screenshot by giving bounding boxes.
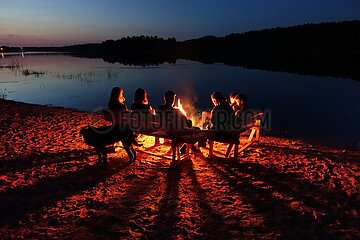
[211,102,233,132]
[108,87,127,111]
[210,92,234,140]
[131,88,154,114]
[131,102,151,113]
[157,104,173,114]
[109,101,127,112]
[107,87,129,128]
[157,91,191,133]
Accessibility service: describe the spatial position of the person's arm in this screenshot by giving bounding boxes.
[210,108,216,129]
[149,106,155,115]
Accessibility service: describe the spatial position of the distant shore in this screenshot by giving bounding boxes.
[2,20,359,81]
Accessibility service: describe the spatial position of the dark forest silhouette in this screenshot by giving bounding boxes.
[2,21,359,80]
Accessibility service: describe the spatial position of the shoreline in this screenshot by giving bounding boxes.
[1,98,360,238]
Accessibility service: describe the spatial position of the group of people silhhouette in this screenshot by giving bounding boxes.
[100,87,249,166]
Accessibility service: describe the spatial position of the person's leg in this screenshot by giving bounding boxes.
[130,145,136,161]
[101,147,108,166]
[123,143,134,163]
[95,147,102,164]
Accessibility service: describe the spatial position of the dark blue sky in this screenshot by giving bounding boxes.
[1,0,359,46]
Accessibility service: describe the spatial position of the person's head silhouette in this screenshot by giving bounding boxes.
[109,87,125,104]
[211,91,226,106]
[133,88,148,105]
[164,90,176,107]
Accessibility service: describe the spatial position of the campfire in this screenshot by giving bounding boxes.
[175,98,202,127]
[114,98,201,152]
[177,99,187,117]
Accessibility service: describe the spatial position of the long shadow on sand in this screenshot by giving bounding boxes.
[149,160,237,239]
[149,163,182,239]
[261,143,360,165]
[184,160,237,238]
[0,148,96,174]
[207,158,358,239]
[87,171,161,239]
[0,153,130,227]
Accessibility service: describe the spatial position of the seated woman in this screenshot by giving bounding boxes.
[107,87,139,163]
[130,88,156,132]
[131,88,155,114]
[109,87,127,110]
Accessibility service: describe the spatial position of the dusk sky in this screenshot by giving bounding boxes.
[1,0,359,47]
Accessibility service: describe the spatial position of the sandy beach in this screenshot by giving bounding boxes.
[0,98,359,239]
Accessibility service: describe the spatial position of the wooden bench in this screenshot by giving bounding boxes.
[208,112,263,160]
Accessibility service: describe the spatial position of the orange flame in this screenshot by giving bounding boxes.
[177,99,187,117]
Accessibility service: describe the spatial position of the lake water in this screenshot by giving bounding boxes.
[1,53,359,149]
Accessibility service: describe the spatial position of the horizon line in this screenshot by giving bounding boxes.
[1,19,359,48]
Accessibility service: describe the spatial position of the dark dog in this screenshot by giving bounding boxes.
[80,125,142,165]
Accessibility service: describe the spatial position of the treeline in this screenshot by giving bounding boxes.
[6,20,359,80]
[101,36,177,65]
[0,46,24,52]
[98,21,360,80]
[177,21,360,80]
[181,20,360,55]
[20,43,101,55]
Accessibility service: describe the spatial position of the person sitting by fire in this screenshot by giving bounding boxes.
[131,88,155,115]
[229,92,248,111]
[229,92,248,130]
[107,87,140,163]
[130,88,156,134]
[229,92,240,110]
[157,90,192,133]
[208,91,234,140]
[157,90,202,154]
[197,91,235,147]
[108,87,128,113]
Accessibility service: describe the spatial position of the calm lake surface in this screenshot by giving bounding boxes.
[1,53,359,149]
